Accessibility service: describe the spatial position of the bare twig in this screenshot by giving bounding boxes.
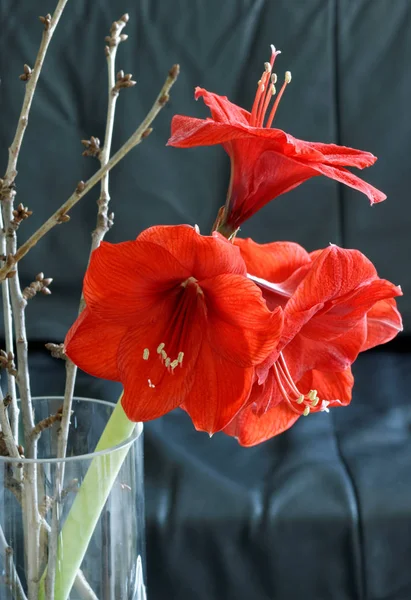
[31,408,63,442]
[0,4,68,596]
[0,219,19,440]
[0,63,180,282]
[0,389,21,459]
[0,525,28,600]
[0,0,68,203]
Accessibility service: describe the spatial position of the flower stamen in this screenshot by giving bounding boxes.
[266,71,291,128]
[250,45,282,127]
[272,352,328,417]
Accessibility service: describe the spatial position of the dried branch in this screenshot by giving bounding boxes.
[31,407,63,442]
[0,0,68,203]
[0,63,180,282]
[0,401,20,458]
[0,222,19,440]
[0,525,28,600]
[0,350,18,377]
[0,4,68,596]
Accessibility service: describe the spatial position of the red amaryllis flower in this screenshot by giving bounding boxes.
[64,225,283,434]
[223,239,402,445]
[167,46,386,235]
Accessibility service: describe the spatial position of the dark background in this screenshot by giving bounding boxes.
[1,1,411,599]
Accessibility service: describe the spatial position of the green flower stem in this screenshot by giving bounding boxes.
[38,397,136,600]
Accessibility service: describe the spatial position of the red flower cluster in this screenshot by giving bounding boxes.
[168,46,386,236]
[224,238,402,445]
[65,225,283,434]
[65,226,402,444]
[65,46,402,446]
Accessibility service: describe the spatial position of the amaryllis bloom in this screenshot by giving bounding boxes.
[64,225,283,434]
[167,46,386,236]
[223,238,402,445]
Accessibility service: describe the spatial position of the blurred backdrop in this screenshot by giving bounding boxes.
[1,1,411,599]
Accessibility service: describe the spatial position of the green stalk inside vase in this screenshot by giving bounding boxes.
[38,397,136,600]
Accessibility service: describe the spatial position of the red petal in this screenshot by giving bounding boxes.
[282,245,379,342]
[84,239,191,323]
[302,161,386,204]
[64,307,127,380]
[223,400,299,446]
[182,341,254,433]
[297,368,354,407]
[137,225,246,279]
[280,322,367,381]
[301,141,377,168]
[363,298,403,351]
[200,274,283,367]
[234,238,311,281]
[194,87,251,124]
[302,277,402,340]
[168,116,253,148]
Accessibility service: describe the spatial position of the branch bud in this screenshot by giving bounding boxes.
[169,64,180,80]
[81,136,101,158]
[39,13,52,31]
[45,343,66,360]
[76,181,86,194]
[23,272,53,300]
[19,64,32,82]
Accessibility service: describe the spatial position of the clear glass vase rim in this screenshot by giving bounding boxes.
[0,396,143,465]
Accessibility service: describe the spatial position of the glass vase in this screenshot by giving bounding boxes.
[0,396,146,600]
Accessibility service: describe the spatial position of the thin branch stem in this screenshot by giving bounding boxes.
[1,0,68,194]
[0,215,18,439]
[0,390,20,459]
[1,4,68,598]
[0,63,180,282]
[0,525,28,600]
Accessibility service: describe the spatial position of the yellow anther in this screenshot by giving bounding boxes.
[271,73,277,84]
[161,349,167,360]
[264,61,271,73]
[157,342,165,354]
[296,395,304,404]
[170,360,179,370]
[303,406,310,416]
[165,357,171,368]
[271,85,276,95]
[285,71,292,84]
[311,397,320,407]
[143,348,149,360]
[177,352,184,364]
[308,390,318,401]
